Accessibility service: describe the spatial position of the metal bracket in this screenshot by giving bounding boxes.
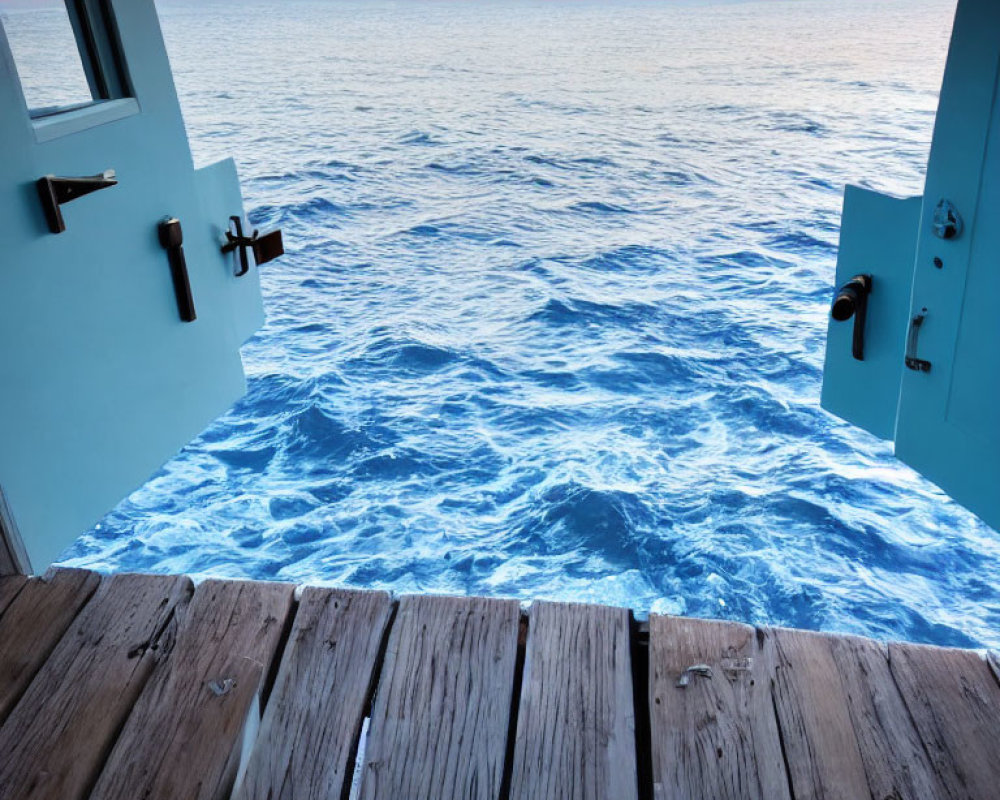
[222,216,284,276]
[36,170,117,234]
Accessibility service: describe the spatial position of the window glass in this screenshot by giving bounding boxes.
[0,1,94,115]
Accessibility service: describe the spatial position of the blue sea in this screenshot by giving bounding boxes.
[30,0,1000,648]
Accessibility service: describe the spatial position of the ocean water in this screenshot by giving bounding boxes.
[30,0,1000,648]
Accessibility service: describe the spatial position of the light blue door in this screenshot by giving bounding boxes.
[823,0,1000,532]
[894,0,1000,529]
[0,0,264,573]
[822,187,921,442]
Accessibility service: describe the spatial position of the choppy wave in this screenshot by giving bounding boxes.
[57,0,1000,648]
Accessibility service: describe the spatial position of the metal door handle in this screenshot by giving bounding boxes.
[158,218,197,323]
[831,274,871,361]
[37,170,117,234]
[905,311,931,372]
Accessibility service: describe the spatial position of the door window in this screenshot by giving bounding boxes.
[0,0,129,118]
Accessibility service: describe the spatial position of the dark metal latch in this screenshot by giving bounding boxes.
[221,216,284,276]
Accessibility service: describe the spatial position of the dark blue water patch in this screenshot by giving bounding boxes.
[520,367,584,391]
[427,160,482,175]
[527,297,659,328]
[240,373,321,416]
[280,522,329,545]
[577,243,675,273]
[282,404,393,462]
[400,223,441,237]
[722,390,820,438]
[516,482,646,565]
[567,200,635,215]
[269,494,318,521]
[585,351,713,393]
[254,196,353,229]
[763,231,838,254]
[848,600,982,650]
[309,479,356,506]
[703,248,797,272]
[213,444,278,473]
[571,155,618,167]
[345,338,462,374]
[769,114,830,135]
[399,129,446,146]
[353,449,438,481]
[524,153,568,169]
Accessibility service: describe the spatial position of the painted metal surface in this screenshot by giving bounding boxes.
[822,187,921,442]
[824,0,1000,531]
[0,0,262,573]
[894,0,1000,528]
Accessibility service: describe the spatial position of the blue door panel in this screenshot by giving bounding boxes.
[0,0,263,573]
[822,187,921,442]
[894,0,1000,531]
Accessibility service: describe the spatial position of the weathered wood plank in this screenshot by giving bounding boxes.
[764,627,953,800]
[234,587,392,800]
[509,601,637,800]
[0,575,27,618]
[0,568,101,724]
[0,572,191,800]
[648,616,789,800]
[90,578,295,800]
[763,627,871,800]
[827,635,949,800]
[359,594,519,800]
[889,641,1000,799]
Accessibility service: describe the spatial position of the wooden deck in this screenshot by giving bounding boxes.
[0,569,999,800]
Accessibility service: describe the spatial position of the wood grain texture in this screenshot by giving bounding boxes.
[827,634,949,800]
[359,594,519,800]
[0,572,191,800]
[762,627,871,800]
[90,578,295,800]
[234,587,393,800]
[0,568,101,724]
[509,601,637,800]
[648,616,789,800]
[889,642,1000,800]
[764,627,955,800]
[0,575,27,618]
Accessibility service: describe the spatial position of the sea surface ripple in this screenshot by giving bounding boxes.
[57,0,1000,648]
